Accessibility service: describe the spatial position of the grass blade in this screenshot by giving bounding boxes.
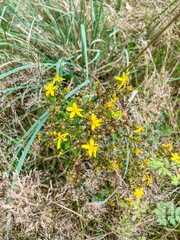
[0,63,55,80]
[80,23,89,81]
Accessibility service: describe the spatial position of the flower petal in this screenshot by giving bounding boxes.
[88,149,93,157]
[73,102,77,108]
[94,149,97,158]
[76,111,83,117]
[50,90,54,96]
[114,76,122,80]
[82,144,90,149]
[92,114,95,121]
[70,111,75,118]
[57,139,61,149]
[92,125,95,131]
[66,107,74,111]
[90,139,94,146]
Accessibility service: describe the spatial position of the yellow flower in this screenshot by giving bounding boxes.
[65,85,71,93]
[126,86,132,92]
[162,143,172,152]
[143,175,153,187]
[146,175,153,187]
[171,153,180,164]
[113,110,124,120]
[136,148,142,154]
[53,74,65,84]
[37,135,42,141]
[112,95,119,102]
[58,150,64,157]
[95,166,100,171]
[66,102,83,118]
[91,114,102,131]
[125,198,133,205]
[106,100,113,108]
[82,139,98,158]
[114,72,130,90]
[45,83,57,96]
[143,159,149,165]
[133,188,144,201]
[109,160,118,171]
[106,94,119,108]
[133,125,144,135]
[53,132,69,149]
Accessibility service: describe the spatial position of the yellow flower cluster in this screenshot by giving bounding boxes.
[136,148,143,154]
[44,73,139,162]
[65,102,103,158]
[112,110,124,120]
[133,188,144,201]
[143,175,153,187]
[162,143,172,152]
[44,74,65,97]
[53,74,65,84]
[109,160,119,171]
[91,113,102,131]
[133,125,144,135]
[106,94,119,108]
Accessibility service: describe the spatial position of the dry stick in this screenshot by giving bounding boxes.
[49,200,86,221]
[122,10,180,74]
[75,0,84,49]
[160,222,180,240]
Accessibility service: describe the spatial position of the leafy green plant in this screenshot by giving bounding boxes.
[149,157,180,186]
[154,201,180,226]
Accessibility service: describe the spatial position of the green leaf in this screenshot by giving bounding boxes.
[175,207,180,221]
[157,218,167,226]
[168,216,176,226]
[117,200,129,209]
[112,133,118,141]
[64,142,70,149]
[159,167,171,176]
[164,159,170,167]
[171,175,180,185]
[150,160,164,169]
